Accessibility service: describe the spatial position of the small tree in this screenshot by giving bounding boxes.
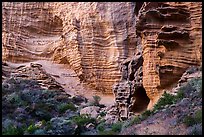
[89,95,101,106]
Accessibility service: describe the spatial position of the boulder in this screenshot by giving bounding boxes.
[80,106,100,118]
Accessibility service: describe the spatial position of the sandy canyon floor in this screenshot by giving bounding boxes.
[6,60,115,106]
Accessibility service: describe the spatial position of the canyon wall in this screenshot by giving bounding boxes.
[137,1,202,109]
[113,2,202,120]
[2,2,202,117]
[2,2,137,94]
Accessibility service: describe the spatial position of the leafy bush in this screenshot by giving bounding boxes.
[183,115,196,127]
[72,114,96,127]
[57,102,77,113]
[125,116,141,128]
[2,83,10,95]
[194,109,202,123]
[189,77,202,92]
[99,111,106,117]
[151,77,202,116]
[44,121,52,131]
[153,92,176,111]
[2,125,24,135]
[37,111,52,121]
[183,110,202,127]
[96,121,106,132]
[6,92,24,106]
[176,89,185,100]
[98,121,123,135]
[140,110,153,120]
[26,124,39,134]
[72,114,96,134]
[111,121,123,132]
[122,112,152,129]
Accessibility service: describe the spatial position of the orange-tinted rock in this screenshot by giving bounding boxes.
[136,2,202,109]
[2,2,202,115]
[113,2,202,120]
[2,2,137,93]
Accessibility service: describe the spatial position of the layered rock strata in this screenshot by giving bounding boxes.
[2,62,66,93]
[2,2,202,119]
[136,2,202,109]
[2,2,137,94]
[113,2,202,120]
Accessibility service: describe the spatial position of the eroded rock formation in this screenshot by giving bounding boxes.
[113,2,202,120]
[136,2,202,109]
[2,2,137,94]
[2,2,202,120]
[2,62,66,93]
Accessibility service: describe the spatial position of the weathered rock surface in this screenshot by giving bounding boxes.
[2,2,137,93]
[120,67,202,135]
[136,2,202,109]
[2,2,202,120]
[80,106,100,118]
[113,2,202,120]
[7,62,66,92]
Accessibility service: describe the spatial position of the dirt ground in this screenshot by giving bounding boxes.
[6,60,115,106]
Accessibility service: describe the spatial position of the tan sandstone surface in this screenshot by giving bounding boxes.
[2,2,137,94]
[113,2,202,120]
[2,2,202,119]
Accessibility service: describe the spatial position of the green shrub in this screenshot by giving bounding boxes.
[153,92,176,111]
[34,109,52,121]
[2,84,9,95]
[194,109,202,123]
[176,89,185,100]
[99,111,106,117]
[72,114,96,135]
[140,110,153,120]
[72,114,96,127]
[57,102,77,113]
[180,77,202,94]
[96,122,106,132]
[6,92,23,106]
[98,121,123,135]
[2,125,24,135]
[129,116,141,126]
[183,109,202,127]
[183,115,196,127]
[111,121,123,132]
[44,121,52,130]
[26,124,39,134]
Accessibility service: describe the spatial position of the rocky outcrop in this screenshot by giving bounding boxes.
[113,2,202,120]
[2,2,202,120]
[120,66,202,135]
[136,2,202,109]
[113,52,148,120]
[2,2,137,93]
[2,62,66,93]
[80,106,100,119]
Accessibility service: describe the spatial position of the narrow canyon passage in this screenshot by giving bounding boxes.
[6,60,115,106]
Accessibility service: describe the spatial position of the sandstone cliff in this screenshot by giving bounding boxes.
[2,2,137,94]
[113,2,202,120]
[2,2,202,118]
